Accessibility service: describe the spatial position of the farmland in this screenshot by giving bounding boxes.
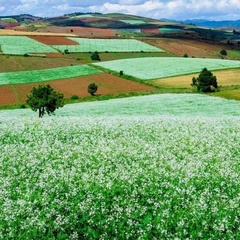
[52,38,164,53]
[93,57,240,80]
[0,12,240,239]
[0,65,102,85]
[0,94,240,239]
[0,36,58,55]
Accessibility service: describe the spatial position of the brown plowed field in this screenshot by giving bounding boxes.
[29,36,79,45]
[141,28,160,34]
[0,73,156,106]
[142,38,227,58]
[66,27,118,37]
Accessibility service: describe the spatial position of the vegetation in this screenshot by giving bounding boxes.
[93,57,240,80]
[52,38,164,53]
[191,68,218,92]
[220,49,227,55]
[26,84,64,117]
[88,82,98,96]
[91,51,101,61]
[0,65,102,85]
[0,94,240,239]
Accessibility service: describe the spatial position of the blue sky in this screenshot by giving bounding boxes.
[0,0,240,21]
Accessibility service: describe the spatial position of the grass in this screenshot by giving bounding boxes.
[93,57,240,80]
[0,94,239,239]
[0,65,102,85]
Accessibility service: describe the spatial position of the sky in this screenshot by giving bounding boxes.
[0,0,240,21]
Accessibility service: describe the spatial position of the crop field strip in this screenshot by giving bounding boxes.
[52,38,164,53]
[0,65,103,85]
[0,94,239,239]
[0,73,156,106]
[0,36,59,55]
[93,57,240,80]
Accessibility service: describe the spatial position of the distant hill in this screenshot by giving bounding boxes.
[161,18,240,29]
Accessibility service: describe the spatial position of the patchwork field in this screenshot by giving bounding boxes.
[93,57,240,80]
[0,94,239,239]
[0,73,156,105]
[151,68,240,88]
[0,65,102,85]
[52,38,164,53]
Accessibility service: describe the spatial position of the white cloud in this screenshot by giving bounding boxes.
[0,0,239,20]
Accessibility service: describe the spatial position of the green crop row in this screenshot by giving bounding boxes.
[0,65,102,85]
[0,36,58,55]
[52,38,164,53]
[93,57,240,80]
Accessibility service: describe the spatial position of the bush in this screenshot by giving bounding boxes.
[91,51,101,61]
[220,49,227,56]
[191,68,218,92]
[183,53,188,58]
[88,82,98,96]
[70,94,79,100]
[119,70,124,76]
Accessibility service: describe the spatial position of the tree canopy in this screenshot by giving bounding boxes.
[26,84,64,117]
[87,82,98,96]
[191,68,218,92]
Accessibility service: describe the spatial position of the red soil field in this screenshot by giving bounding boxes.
[5,23,21,29]
[76,18,110,23]
[29,36,79,45]
[66,27,118,37]
[0,73,156,106]
[141,28,160,34]
[0,86,18,105]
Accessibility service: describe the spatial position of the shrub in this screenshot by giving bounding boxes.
[119,70,124,76]
[88,82,98,96]
[91,51,101,61]
[191,68,218,92]
[220,49,227,56]
[183,53,188,58]
[71,94,79,100]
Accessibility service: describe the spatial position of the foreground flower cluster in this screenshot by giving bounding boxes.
[0,113,239,239]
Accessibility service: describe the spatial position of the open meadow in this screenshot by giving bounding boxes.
[0,94,240,239]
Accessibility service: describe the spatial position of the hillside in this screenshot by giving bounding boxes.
[0,12,239,108]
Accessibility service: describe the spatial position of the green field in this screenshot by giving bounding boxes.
[52,38,164,53]
[0,36,58,55]
[0,94,239,239]
[0,65,102,85]
[93,57,240,80]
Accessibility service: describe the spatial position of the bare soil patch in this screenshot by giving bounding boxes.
[29,36,79,45]
[142,38,226,58]
[141,28,160,34]
[66,27,118,37]
[0,73,156,105]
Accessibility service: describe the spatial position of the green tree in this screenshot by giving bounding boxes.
[91,51,101,61]
[26,84,64,118]
[87,82,98,96]
[191,68,218,92]
[220,49,227,56]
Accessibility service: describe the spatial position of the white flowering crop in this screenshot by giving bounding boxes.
[93,57,240,80]
[0,94,239,239]
[52,38,163,53]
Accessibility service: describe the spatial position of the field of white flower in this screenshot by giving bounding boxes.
[93,57,240,80]
[0,94,239,239]
[52,38,163,53]
[0,36,58,55]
